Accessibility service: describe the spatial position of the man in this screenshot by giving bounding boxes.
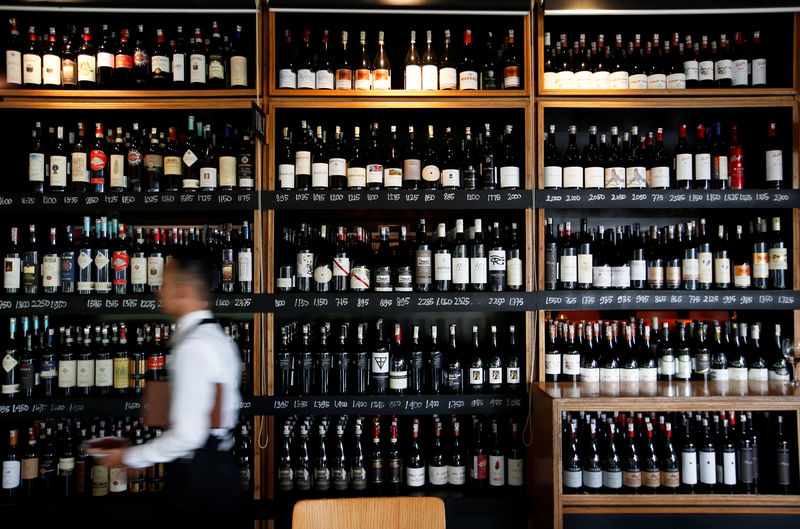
[90,247,243,524]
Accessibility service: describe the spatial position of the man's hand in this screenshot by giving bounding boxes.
[87,447,126,468]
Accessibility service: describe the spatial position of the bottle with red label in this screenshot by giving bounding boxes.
[502,29,521,90]
[89,123,107,192]
[146,324,167,381]
[114,28,133,89]
[112,222,129,295]
[728,124,744,189]
[470,418,488,491]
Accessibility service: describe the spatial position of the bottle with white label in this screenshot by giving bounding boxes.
[230,25,249,88]
[5,19,22,87]
[421,31,438,90]
[22,26,42,87]
[277,29,296,89]
[372,31,391,90]
[543,125,563,189]
[404,31,422,90]
[499,125,520,189]
[751,31,767,87]
[562,126,583,188]
[438,30,457,90]
[764,122,783,188]
[545,324,561,382]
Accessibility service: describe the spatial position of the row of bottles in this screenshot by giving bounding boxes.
[562,410,793,494]
[1,417,253,502]
[277,120,520,191]
[544,217,788,291]
[275,319,523,396]
[277,219,523,293]
[6,19,249,89]
[544,316,791,383]
[278,27,520,91]
[543,31,767,90]
[1,317,252,398]
[27,116,255,194]
[277,414,524,496]
[2,218,254,295]
[543,122,784,190]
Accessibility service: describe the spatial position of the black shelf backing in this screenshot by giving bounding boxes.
[535,189,800,209]
[541,290,799,311]
[265,189,532,210]
[0,191,258,212]
[271,292,533,313]
[0,294,261,315]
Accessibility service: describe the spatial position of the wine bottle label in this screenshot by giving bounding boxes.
[748,367,768,382]
[647,74,667,89]
[147,256,164,286]
[543,166,563,188]
[710,367,729,381]
[219,156,237,187]
[2,461,21,489]
[563,166,583,188]
[504,457,522,486]
[405,65,422,90]
[2,353,17,374]
[666,73,686,90]
[307,163,328,188]
[21,457,38,481]
[365,164,384,185]
[168,53,185,82]
[506,366,520,386]
[488,250,506,272]
[766,150,783,181]
[329,257,350,279]
[293,468,311,490]
[680,451,698,485]
[583,469,602,489]
[236,252,253,283]
[28,152,45,183]
[628,73,647,89]
[347,167,366,187]
[312,69,333,90]
[544,353,561,375]
[584,167,603,188]
[625,260,645,282]
[113,357,129,389]
[459,70,478,90]
[737,447,754,484]
[599,367,619,383]
[389,369,408,389]
[563,469,582,488]
[296,68,315,89]
[733,265,751,287]
[683,60,699,81]
[162,156,182,177]
[452,257,469,285]
[130,256,147,285]
[380,167,402,188]
[399,159,420,182]
[619,368,638,383]
[718,450,736,486]
[698,450,716,484]
[440,168,459,187]
[639,470,659,489]
[416,250,432,285]
[434,252,452,281]
[40,359,56,380]
[95,358,113,387]
[578,253,593,285]
[69,152,88,183]
[768,368,790,381]
[609,71,628,89]
[422,164,440,182]
[354,69,371,90]
[591,71,610,90]
[77,358,95,387]
[611,266,631,288]
[3,258,20,289]
[639,366,657,382]
[500,166,520,188]
[77,54,96,82]
[544,246,558,287]
[663,265,680,288]
[769,247,788,270]
[58,359,77,388]
[698,60,714,81]
[555,70,575,90]
[335,69,352,89]
[559,255,577,282]
[439,67,457,90]
[715,59,733,80]
[659,355,676,376]
[487,366,502,385]
[592,265,611,288]
[503,66,520,88]
[776,449,791,485]
[604,167,625,188]
[729,59,749,87]
[681,258,699,281]
[562,355,580,376]
[42,256,60,287]
[277,164,295,189]
[150,55,169,75]
[43,54,61,85]
[419,64,438,90]
[694,153,711,181]
[580,367,599,383]
[189,54,206,84]
[403,465,425,487]
[292,150,311,176]
[713,257,731,285]
[447,465,466,485]
[22,53,42,85]
[61,58,76,85]
[6,50,21,85]
[752,252,769,279]
[373,69,390,90]
[646,166,668,188]
[278,68,297,89]
[573,70,592,89]
[471,454,488,481]
[603,469,622,489]
[752,58,767,85]
[507,257,523,287]
[428,465,447,486]
[469,366,484,385]
[296,252,313,279]
[625,166,647,188]
[725,366,746,381]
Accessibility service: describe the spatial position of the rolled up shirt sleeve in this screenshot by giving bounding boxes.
[123,337,214,469]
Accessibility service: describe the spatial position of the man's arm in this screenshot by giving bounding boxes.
[122,339,215,468]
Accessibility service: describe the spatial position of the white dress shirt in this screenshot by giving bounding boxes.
[124,309,241,468]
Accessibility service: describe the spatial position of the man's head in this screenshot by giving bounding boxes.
[157,246,213,319]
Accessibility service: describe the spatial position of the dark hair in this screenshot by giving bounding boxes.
[168,246,213,300]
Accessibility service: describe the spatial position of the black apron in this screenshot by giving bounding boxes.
[161,318,246,527]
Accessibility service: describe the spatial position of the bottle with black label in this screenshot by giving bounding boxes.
[371,320,390,395]
[445,324,463,394]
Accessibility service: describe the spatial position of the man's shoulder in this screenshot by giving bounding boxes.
[176,325,237,352]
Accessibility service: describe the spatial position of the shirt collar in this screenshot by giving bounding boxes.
[170,309,215,347]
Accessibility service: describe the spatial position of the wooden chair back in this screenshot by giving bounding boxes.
[292,497,446,529]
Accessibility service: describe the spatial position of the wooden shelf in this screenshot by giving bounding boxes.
[537,88,797,98]
[270,88,529,98]
[0,90,258,110]
[561,493,800,514]
[0,88,258,99]
[537,96,796,109]
[535,381,800,411]
[269,96,531,109]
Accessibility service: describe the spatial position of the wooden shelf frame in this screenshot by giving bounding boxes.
[531,382,800,529]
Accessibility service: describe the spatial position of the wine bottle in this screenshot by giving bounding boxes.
[439,29,457,90]
[421,30,437,90]
[459,29,478,90]
[354,31,371,90]
[764,122,783,188]
[404,31,421,90]
[372,31,391,91]
[22,26,42,87]
[277,29,296,89]
[335,31,352,90]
